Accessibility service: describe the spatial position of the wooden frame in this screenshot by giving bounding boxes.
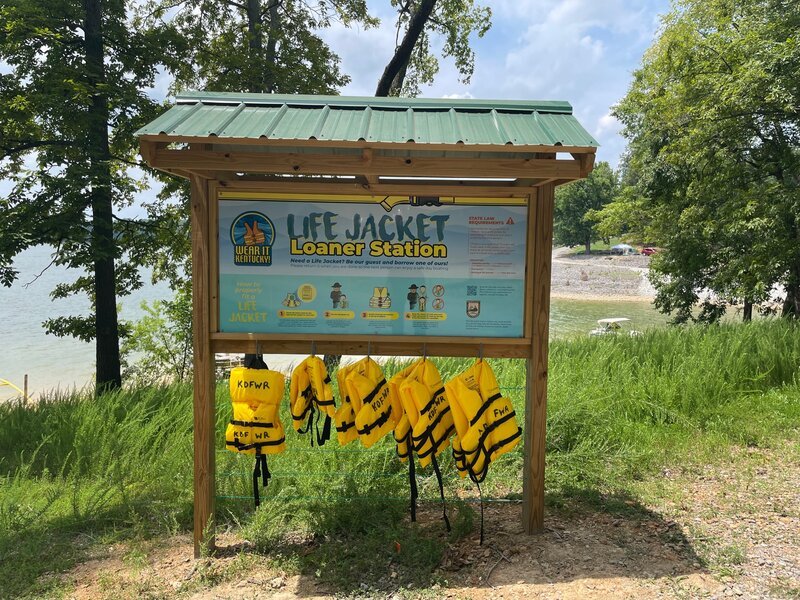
[143,133,593,558]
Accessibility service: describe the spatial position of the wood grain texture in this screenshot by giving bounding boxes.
[190,175,216,557]
[138,134,598,156]
[522,182,555,534]
[151,149,583,180]
[210,334,532,358]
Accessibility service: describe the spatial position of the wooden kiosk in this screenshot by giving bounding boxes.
[137,92,598,556]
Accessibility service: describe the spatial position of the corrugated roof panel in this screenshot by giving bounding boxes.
[219,105,284,138]
[317,107,363,141]
[496,112,556,145]
[453,111,508,145]
[368,109,412,143]
[173,103,241,137]
[135,92,599,149]
[146,102,201,135]
[268,106,320,140]
[411,110,457,144]
[537,113,598,146]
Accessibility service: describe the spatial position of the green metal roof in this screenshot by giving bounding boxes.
[136,92,599,148]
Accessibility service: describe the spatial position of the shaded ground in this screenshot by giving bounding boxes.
[58,442,799,599]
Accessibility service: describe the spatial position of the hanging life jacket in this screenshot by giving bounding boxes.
[334,362,359,446]
[392,358,454,531]
[445,359,522,543]
[225,356,286,508]
[345,357,394,448]
[446,359,521,483]
[290,355,336,446]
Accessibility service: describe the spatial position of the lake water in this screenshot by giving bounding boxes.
[0,245,667,400]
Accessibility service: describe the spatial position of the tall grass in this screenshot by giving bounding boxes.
[1,320,798,597]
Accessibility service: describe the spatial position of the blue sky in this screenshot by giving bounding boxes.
[320,0,671,167]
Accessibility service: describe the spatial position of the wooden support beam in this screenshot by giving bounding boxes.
[214,179,531,199]
[190,175,216,558]
[571,152,596,178]
[150,148,583,180]
[138,133,599,155]
[523,183,555,534]
[210,333,532,358]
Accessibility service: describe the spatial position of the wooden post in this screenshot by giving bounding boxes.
[523,183,555,533]
[190,174,216,557]
[23,374,28,403]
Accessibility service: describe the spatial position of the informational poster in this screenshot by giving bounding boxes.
[218,195,528,337]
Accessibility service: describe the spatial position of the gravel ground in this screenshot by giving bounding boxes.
[551,248,655,301]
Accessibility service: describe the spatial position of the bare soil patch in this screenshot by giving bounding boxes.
[61,443,799,599]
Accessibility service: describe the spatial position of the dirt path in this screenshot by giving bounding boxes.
[62,443,799,599]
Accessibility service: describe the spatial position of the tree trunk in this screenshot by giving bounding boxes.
[263,0,279,92]
[742,298,753,322]
[84,0,121,391]
[246,0,264,93]
[585,238,592,255]
[782,281,800,319]
[375,0,437,96]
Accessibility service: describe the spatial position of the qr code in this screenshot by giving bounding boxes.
[466,285,477,296]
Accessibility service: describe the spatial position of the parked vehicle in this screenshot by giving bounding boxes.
[611,243,637,256]
[642,247,658,256]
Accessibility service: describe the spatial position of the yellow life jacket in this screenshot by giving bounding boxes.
[445,359,521,483]
[290,356,336,446]
[334,362,359,446]
[342,357,394,448]
[397,359,455,468]
[391,358,453,531]
[225,365,286,455]
[225,358,286,507]
[389,362,418,463]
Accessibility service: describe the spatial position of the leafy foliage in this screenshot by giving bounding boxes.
[553,161,618,253]
[0,0,188,387]
[613,0,800,322]
[122,283,193,385]
[145,0,376,95]
[378,0,492,96]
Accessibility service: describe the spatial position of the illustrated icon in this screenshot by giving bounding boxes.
[466,300,480,318]
[282,292,301,307]
[230,211,275,266]
[369,287,391,308]
[407,284,418,310]
[330,282,344,308]
[432,284,445,297]
[418,285,428,312]
[432,298,444,311]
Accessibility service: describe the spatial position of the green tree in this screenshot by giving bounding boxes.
[148,0,376,95]
[553,161,618,254]
[376,0,492,97]
[0,0,185,390]
[614,0,800,322]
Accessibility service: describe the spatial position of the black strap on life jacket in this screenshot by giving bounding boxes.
[252,450,270,508]
[475,479,485,545]
[405,429,418,523]
[431,454,451,532]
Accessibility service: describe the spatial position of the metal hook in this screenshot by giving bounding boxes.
[478,343,484,361]
[422,343,428,361]
[311,341,316,357]
[367,340,371,358]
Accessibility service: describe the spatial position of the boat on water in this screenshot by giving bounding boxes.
[589,317,642,337]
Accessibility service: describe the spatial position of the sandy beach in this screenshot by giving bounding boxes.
[550,247,655,302]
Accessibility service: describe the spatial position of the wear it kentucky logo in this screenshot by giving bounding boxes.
[231,212,275,266]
